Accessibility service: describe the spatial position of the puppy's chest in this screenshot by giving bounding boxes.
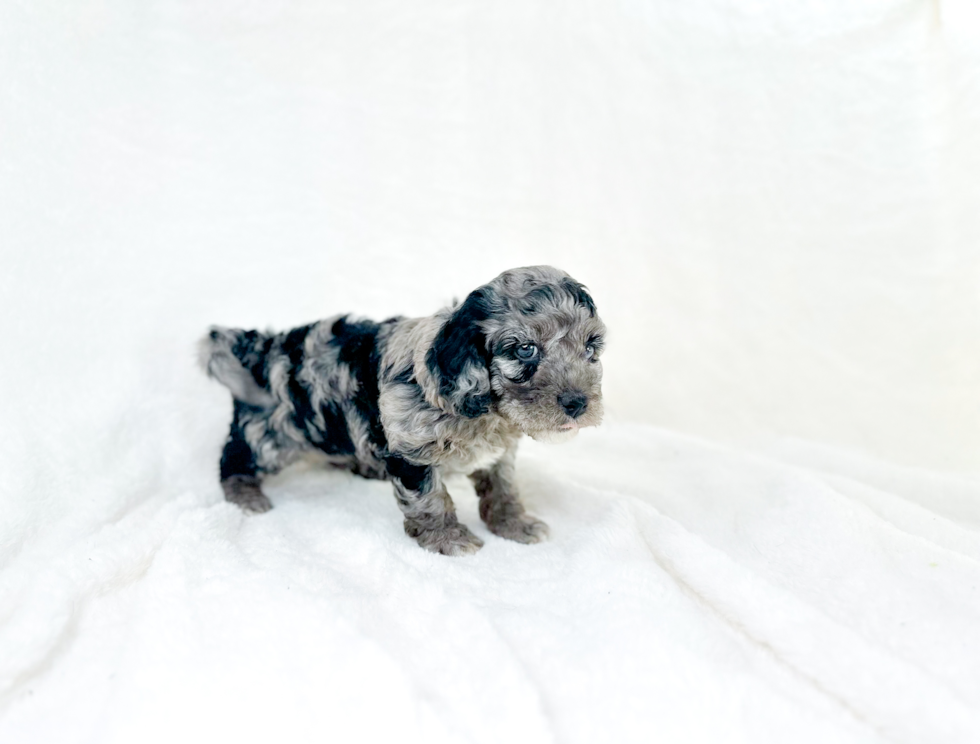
[430,417,517,474]
[440,436,509,475]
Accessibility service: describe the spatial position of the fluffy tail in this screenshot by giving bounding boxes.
[198,326,276,407]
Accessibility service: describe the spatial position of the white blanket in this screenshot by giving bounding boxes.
[2,1,978,741]
[2,385,978,742]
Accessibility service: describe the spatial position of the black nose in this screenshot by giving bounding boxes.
[558,390,588,419]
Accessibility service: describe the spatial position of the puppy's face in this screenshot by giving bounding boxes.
[427,266,605,441]
[487,304,604,443]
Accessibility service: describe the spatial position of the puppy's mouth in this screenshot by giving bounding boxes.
[526,418,593,443]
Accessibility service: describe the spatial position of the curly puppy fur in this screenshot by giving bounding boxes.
[199,265,605,556]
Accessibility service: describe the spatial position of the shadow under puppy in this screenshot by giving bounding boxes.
[200,265,605,555]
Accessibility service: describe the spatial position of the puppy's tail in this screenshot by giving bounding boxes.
[198,326,276,408]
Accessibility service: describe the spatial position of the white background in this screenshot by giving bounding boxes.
[3,0,977,471]
[2,2,979,743]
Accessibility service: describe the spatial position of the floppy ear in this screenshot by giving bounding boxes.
[562,278,597,317]
[425,287,495,418]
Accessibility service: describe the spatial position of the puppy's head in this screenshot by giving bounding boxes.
[426,266,605,441]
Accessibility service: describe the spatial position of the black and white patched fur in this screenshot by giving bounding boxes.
[199,265,605,556]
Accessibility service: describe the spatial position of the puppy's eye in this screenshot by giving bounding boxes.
[515,343,537,360]
[585,344,596,359]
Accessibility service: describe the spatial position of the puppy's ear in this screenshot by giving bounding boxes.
[562,278,597,317]
[426,287,496,418]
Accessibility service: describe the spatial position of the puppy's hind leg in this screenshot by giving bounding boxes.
[219,406,273,514]
[222,475,272,514]
[386,456,483,556]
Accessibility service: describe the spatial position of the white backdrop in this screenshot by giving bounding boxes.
[2,2,980,743]
[2,0,977,472]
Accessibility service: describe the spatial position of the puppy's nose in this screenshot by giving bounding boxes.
[558,390,588,419]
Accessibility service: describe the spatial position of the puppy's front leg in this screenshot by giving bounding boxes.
[470,446,549,544]
[386,456,484,556]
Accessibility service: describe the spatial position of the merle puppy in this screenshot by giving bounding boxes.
[200,265,605,555]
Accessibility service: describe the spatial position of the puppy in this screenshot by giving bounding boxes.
[199,265,605,555]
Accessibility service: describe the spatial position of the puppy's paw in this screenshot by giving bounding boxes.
[406,520,484,556]
[222,476,273,514]
[488,514,549,544]
[236,493,273,514]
